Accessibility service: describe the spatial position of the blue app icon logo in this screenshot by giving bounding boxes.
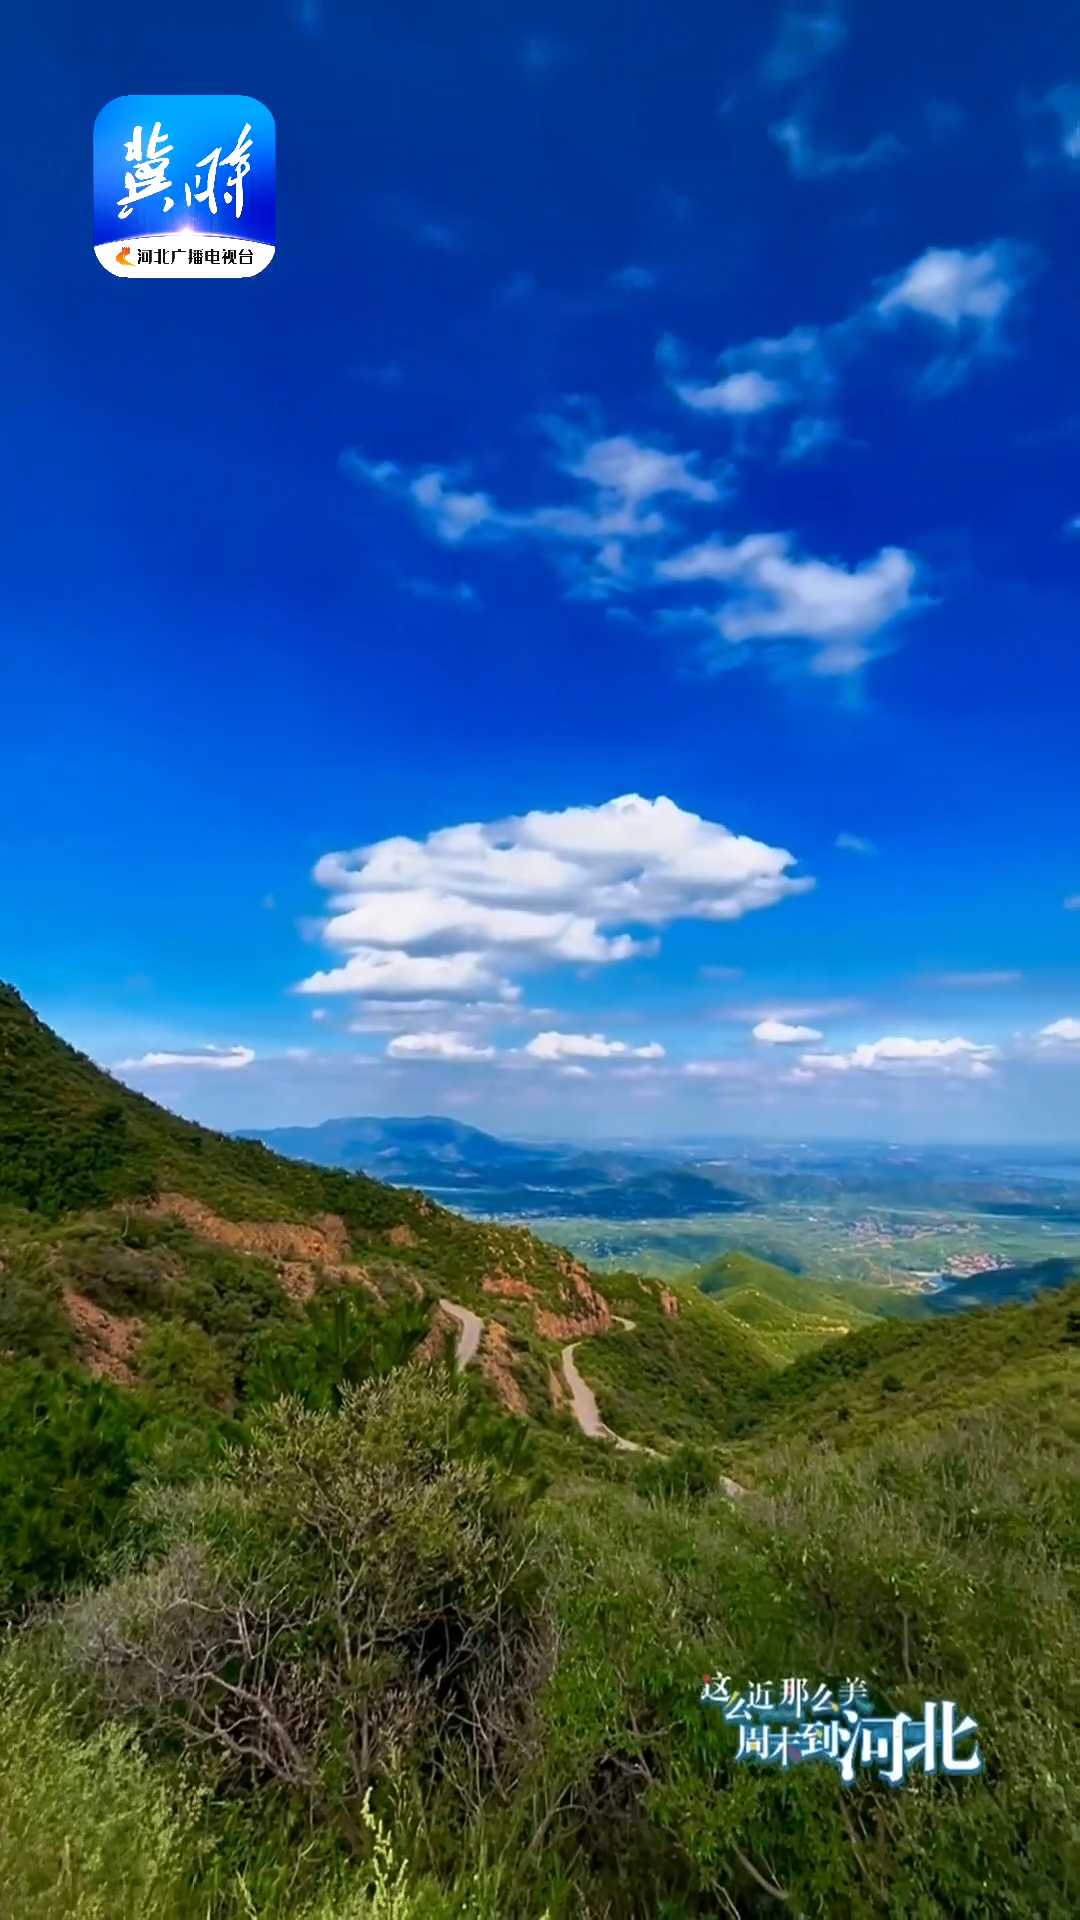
[94,94,275,278]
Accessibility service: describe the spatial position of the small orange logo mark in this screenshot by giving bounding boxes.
[115,244,131,266]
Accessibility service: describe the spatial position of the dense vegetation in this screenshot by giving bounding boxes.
[2,985,1078,1916]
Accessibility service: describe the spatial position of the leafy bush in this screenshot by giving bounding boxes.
[63,1370,552,1847]
[138,1318,235,1414]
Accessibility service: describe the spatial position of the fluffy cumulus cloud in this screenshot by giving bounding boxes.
[386,1030,495,1061]
[113,1045,256,1072]
[1039,1018,1080,1045]
[295,794,812,1007]
[752,1017,823,1044]
[659,535,917,673]
[525,1030,665,1061]
[800,1035,998,1078]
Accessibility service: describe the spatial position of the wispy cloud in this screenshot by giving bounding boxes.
[1022,83,1080,166]
[760,7,847,88]
[770,117,903,179]
[386,1030,495,1062]
[1039,1017,1080,1045]
[659,534,918,675]
[114,1044,256,1072]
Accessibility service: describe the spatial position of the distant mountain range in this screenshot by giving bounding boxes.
[235,1115,755,1221]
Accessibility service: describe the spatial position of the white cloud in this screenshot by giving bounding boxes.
[761,7,847,88]
[1039,1018,1080,1044]
[114,1045,255,1072]
[781,415,840,463]
[666,242,1031,444]
[297,794,811,1009]
[297,950,504,999]
[525,1030,665,1061]
[386,1030,496,1061]
[877,243,1028,330]
[770,117,903,180]
[1065,895,1080,911]
[659,325,829,421]
[660,535,917,673]
[835,831,876,854]
[801,1035,997,1077]
[753,1017,824,1044]
[673,368,787,416]
[557,432,719,511]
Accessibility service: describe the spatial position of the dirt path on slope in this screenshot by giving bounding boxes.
[439,1298,484,1369]
[561,1316,657,1455]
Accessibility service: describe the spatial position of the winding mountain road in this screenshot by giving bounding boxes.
[439,1298,484,1368]
[561,1316,656,1454]
[438,1297,744,1493]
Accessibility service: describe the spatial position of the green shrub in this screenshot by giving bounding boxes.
[243,1289,428,1408]
[0,1362,141,1616]
[62,1370,552,1848]
[138,1318,234,1413]
[0,1243,77,1365]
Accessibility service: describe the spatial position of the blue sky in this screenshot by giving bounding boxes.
[3,1,1079,1140]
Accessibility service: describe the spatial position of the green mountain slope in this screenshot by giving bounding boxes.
[690,1247,880,1359]
[729,1279,1080,1448]
[0,985,768,1445]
